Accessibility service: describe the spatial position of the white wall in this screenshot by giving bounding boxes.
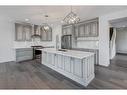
[0,16,15,63]
[99,9,127,66]
[116,28,127,53]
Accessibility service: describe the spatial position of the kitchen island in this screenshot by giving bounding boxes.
[39,48,95,87]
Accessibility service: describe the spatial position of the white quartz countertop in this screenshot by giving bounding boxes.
[13,47,32,49]
[39,48,94,59]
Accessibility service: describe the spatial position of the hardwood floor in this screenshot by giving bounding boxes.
[0,54,127,89]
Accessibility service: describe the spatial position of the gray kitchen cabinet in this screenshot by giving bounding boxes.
[74,18,98,37]
[47,30,52,41]
[90,21,98,36]
[62,24,73,35]
[40,26,52,41]
[15,23,32,41]
[41,49,95,87]
[64,56,71,72]
[15,23,25,41]
[57,55,64,69]
[24,25,32,41]
[72,58,83,78]
[84,23,91,36]
[42,51,47,63]
[16,48,33,62]
[78,24,85,37]
[41,30,47,41]
[47,53,55,66]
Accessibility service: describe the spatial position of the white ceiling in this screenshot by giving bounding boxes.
[0,6,127,24]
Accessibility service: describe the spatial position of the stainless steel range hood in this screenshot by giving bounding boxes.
[31,25,41,38]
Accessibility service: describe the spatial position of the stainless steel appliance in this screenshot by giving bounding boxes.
[61,35,72,49]
[31,46,43,63]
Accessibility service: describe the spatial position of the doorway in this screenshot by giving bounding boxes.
[109,17,127,68]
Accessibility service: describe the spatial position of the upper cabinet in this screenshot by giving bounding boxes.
[15,23,32,41]
[75,18,98,37]
[40,26,52,41]
[62,24,73,35]
[15,23,52,41]
[15,23,24,41]
[62,18,98,38]
[24,24,32,41]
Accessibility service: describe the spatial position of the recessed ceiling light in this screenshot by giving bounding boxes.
[25,18,29,22]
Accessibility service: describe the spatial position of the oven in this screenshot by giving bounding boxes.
[31,46,44,63]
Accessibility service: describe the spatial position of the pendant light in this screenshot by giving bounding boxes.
[63,6,80,24]
[41,15,51,32]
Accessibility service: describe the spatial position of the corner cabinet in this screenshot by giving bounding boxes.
[15,23,32,41]
[74,18,98,37]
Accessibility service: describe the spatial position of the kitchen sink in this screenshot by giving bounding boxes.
[58,49,67,52]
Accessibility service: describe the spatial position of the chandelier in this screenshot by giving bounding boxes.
[63,6,80,24]
[41,15,51,32]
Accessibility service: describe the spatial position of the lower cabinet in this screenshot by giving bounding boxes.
[64,56,71,72]
[57,55,64,69]
[16,48,33,62]
[41,51,95,87]
[73,58,83,78]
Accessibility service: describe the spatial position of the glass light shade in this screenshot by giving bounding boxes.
[41,24,51,32]
[63,12,80,24]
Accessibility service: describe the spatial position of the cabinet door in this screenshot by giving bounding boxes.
[78,25,85,37]
[57,55,64,69]
[62,28,67,35]
[90,21,98,36]
[47,53,51,64]
[42,52,47,63]
[64,56,71,72]
[66,26,72,35]
[15,23,24,41]
[62,25,72,35]
[54,54,58,66]
[47,30,52,41]
[84,23,91,37]
[73,58,83,78]
[51,54,55,66]
[74,25,78,37]
[24,25,32,41]
[41,30,47,41]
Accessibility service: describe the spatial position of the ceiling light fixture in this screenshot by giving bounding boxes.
[41,15,51,32]
[63,6,80,24]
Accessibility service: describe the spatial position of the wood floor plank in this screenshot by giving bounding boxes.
[0,54,127,89]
